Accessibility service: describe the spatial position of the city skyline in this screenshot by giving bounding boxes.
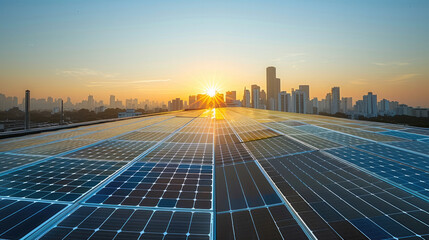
[1,1,428,107]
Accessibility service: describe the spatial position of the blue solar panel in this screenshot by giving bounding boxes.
[0,158,126,202]
[40,206,211,240]
[380,131,427,140]
[0,198,67,239]
[1,108,429,240]
[87,162,213,209]
[355,143,429,171]
[325,147,429,198]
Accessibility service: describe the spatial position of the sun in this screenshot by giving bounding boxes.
[206,87,216,97]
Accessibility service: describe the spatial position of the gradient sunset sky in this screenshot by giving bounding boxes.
[1,0,428,107]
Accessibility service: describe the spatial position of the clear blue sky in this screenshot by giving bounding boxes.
[1,0,428,106]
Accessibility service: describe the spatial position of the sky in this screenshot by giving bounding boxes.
[0,0,428,107]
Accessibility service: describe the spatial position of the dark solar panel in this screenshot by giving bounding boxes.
[0,198,66,239]
[65,140,156,161]
[0,153,45,173]
[87,162,213,209]
[259,151,429,239]
[40,206,211,240]
[0,158,126,201]
[1,108,429,240]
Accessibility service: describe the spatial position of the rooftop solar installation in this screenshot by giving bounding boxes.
[0,108,428,239]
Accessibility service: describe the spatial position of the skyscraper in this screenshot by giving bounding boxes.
[266,66,280,110]
[299,85,310,113]
[278,91,290,112]
[251,84,261,109]
[331,87,340,114]
[292,90,306,113]
[243,88,251,108]
[225,91,236,104]
[341,97,352,113]
[363,92,378,117]
[88,95,94,110]
[188,95,196,109]
[260,90,267,109]
[110,95,115,108]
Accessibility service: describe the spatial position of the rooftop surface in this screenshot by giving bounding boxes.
[0,108,428,240]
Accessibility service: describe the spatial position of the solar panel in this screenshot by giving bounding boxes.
[1,108,428,240]
[259,151,429,239]
[65,140,156,162]
[40,206,211,240]
[86,162,213,209]
[0,158,126,202]
[0,153,45,173]
[244,135,313,160]
[0,198,67,239]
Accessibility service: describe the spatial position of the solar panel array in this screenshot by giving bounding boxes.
[0,107,428,239]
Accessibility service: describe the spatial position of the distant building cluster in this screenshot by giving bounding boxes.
[205,66,428,118]
[0,93,167,113]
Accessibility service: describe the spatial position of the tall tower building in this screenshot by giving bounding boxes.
[110,95,115,108]
[251,84,261,109]
[243,88,251,108]
[266,67,280,110]
[225,91,236,104]
[25,90,30,130]
[278,91,290,112]
[188,95,196,109]
[260,90,267,109]
[363,92,378,117]
[331,87,340,114]
[292,90,306,113]
[299,85,310,114]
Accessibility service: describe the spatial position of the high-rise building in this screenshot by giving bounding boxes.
[298,85,310,113]
[331,87,340,114]
[341,97,352,113]
[225,91,236,104]
[378,99,390,115]
[311,97,319,114]
[197,94,206,109]
[243,88,251,108]
[215,93,226,108]
[278,91,290,112]
[110,95,115,108]
[88,95,94,110]
[266,67,280,110]
[292,90,306,113]
[251,84,261,109]
[189,95,196,109]
[25,90,30,130]
[260,90,267,109]
[324,93,332,113]
[170,98,184,111]
[363,92,378,117]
